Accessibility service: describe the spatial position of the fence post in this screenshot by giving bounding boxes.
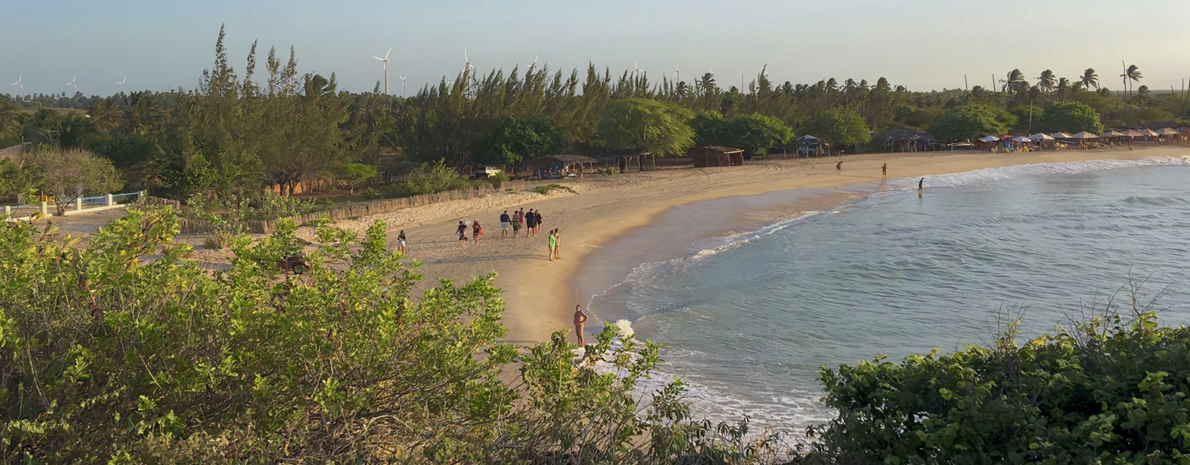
[107,194,114,206]
[40,202,48,215]
[76,198,84,212]
[3,206,9,218]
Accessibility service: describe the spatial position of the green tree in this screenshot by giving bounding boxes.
[928,104,1017,142]
[1081,68,1099,90]
[0,158,37,204]
[726,112,793,156]
[688,111,729,146]
[476,114,563,167]
[1036,101,1104,134]
[801,108,870,147]
[597,98,696,157]
[1036,69,1056,92]
[21,146,122,214]
[335,162,377,194]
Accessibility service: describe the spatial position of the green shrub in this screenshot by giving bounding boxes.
[812,293,1190,463]
[532,183,576,196]
[402,159,471,195]
[0,209,783,463]
[490,171,510,189]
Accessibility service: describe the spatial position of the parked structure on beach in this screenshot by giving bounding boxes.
[690,146,744,167]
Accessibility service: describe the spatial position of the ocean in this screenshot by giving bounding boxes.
[580,156,1190,433]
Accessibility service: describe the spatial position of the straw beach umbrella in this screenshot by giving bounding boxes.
[1102,129,1127,137]
[1030,133,1054,141]
[1051,132,1073,139]
[1070,131,1099,139]
[1155,128,1180,136]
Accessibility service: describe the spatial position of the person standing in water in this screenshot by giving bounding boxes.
[918,178,924,197]
[573,304,588,347]
[881,163,888,180]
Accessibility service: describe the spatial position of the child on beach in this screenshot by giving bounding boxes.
[473,219,483,245]
[552,228,561,261]
[456,221,468,246]
[396,230,407,255]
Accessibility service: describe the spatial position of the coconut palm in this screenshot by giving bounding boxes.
[1132,85,1150,107]
[1037,70,1056,92]
[1080,68,1099,90]
[1120,63,1142,109]
[1000,69,1026,93]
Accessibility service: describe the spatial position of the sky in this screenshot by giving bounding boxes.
[3,0,1190,98]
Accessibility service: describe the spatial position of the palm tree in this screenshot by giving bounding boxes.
[1080,68,1099,90]
[1120,63,1142,109]
[1037,70,1056,92]
[1000,69,1026,93]
[1132,85,1150,107]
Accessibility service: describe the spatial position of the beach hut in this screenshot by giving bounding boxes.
[1070,131,1099,149]
[690,146,745,167]
[1155,127,1181,142]
[1030,133,1055,150]
[595,149,654,172]
[523,155,598,178]
[1050,132,1073,140]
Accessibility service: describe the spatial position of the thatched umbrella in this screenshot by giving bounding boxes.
[1030,133,1054,141]
[1102,129,1127,137]
[1051,132,1073,139]
[1155,128,1181,136]
[1139,128,1159,137]
[1125,129,1144,138]
[1070,131,1099,139]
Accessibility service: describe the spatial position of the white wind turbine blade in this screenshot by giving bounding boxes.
[373,56,385,61]
[384,47,392,61]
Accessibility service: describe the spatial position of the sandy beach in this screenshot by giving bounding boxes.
[263,146,1183,346]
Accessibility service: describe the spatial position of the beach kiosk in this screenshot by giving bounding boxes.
[690,146,745,167]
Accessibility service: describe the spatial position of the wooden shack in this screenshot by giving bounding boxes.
[690,146,744,167]
[595,149,654,172]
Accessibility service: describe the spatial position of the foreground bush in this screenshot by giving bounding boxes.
[0,209,784,463]
[812,297,1190,464]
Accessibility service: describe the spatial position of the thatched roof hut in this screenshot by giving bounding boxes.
[690,146,744,167]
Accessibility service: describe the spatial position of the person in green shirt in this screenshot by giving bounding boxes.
[548,229,557,261]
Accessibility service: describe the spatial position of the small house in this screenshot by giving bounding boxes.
[690,146,744,167]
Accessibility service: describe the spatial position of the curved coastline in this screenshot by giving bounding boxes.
[389,146,1190,346]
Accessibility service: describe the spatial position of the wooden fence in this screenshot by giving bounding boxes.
[178,181,525,235]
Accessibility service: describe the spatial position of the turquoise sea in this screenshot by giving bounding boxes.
[582,156,1190,432]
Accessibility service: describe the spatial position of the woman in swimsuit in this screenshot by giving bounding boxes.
[397,230,407,255]
[473,219,483,245]
[552,229,561,260]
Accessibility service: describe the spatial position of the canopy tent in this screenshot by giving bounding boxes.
[1029,133,1054,141]
[1050,132,1073,139]
[1155,128,1181,136]
[1070,131,1099,139]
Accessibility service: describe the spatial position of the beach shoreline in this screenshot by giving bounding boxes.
[334,145,1185,346]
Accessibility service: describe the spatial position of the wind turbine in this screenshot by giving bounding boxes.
[116,77,127,92]
[10,75,23,99]
[673,63,680,83]
[66,76,80,94]
[373,47,392,95]
[633,61,642,78]
[528,53,540,72]
[400,75,407,98]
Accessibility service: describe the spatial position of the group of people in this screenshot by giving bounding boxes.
[457,220,484,246]
[500,208,544,238]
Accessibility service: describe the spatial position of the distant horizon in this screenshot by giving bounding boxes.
[4,0,1189,97]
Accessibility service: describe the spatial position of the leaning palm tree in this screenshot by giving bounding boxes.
[1000,69,1026,92]
[1080,68,1099,90]
[1120,63,1143,110]
[1037,70,1056,92]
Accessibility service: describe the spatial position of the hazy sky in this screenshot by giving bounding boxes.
[4,0,1189,97]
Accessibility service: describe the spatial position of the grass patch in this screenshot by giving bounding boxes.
[533,184,576,196]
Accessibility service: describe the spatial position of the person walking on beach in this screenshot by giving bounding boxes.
[473,219,483,245]
[456,221,468,246]
[881,163,887,180]
[552,228,561,261]
[500,210,511,237]
[548,229,556,261]
[526,209,537,237]
[573,304,588,347]
[396,230,407,255]
[918,178,924,197]
[836,161,843,173]
[535,210,544,236]
[513,208,524,238]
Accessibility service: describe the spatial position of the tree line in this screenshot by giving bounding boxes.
[3,27,1188,203]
